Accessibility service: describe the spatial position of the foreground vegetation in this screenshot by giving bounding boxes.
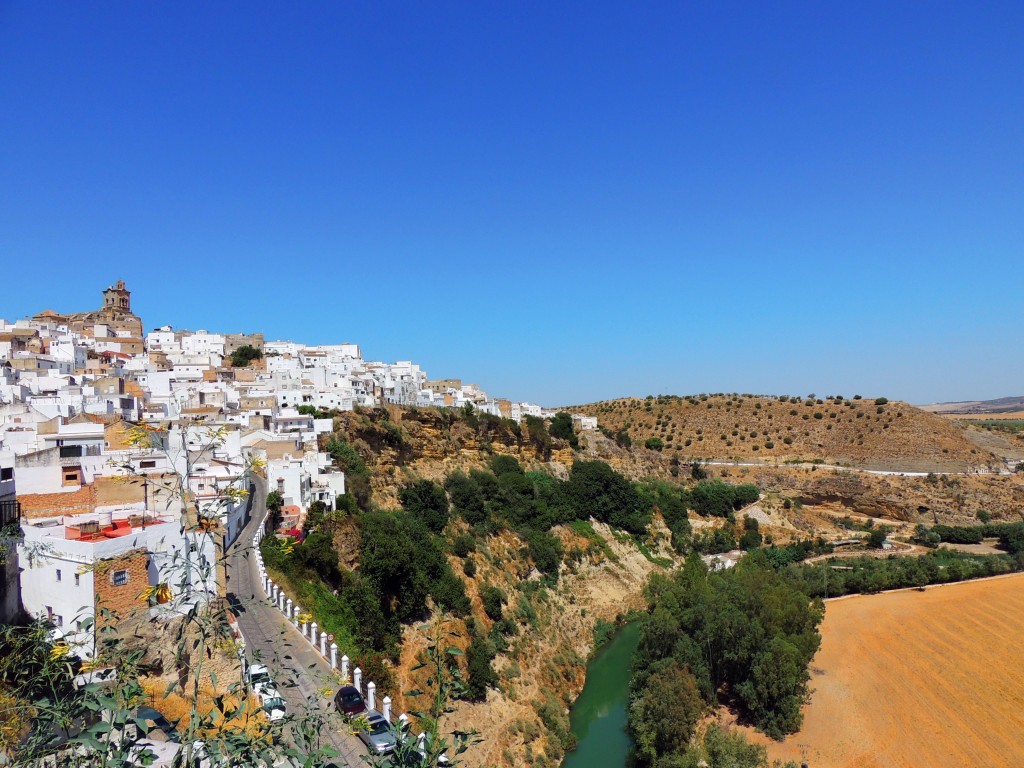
[625,514,1024,766]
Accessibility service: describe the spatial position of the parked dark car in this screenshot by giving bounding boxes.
[334,685,366,717]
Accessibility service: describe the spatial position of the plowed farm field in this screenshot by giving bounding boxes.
[757,574,1024,768]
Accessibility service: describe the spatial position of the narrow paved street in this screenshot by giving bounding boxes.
[226,476,366,767]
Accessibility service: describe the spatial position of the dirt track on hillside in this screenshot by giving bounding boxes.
[755,574,1024,768]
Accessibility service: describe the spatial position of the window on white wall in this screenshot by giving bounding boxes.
[112,570,129,586]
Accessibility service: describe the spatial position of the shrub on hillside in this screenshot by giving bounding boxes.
[446,472,488,525]
[465,634,498,700]
[549,411,579,449]
[565,460,651,535]
[480,584,507,622]
[689,481,760,518]
[399,479,451,533]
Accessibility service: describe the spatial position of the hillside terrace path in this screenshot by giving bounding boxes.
[225,476,366,767]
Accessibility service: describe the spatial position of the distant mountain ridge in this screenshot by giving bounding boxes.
[919,396,1024,414]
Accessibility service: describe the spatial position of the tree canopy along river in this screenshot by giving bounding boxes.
[561,622,640,768]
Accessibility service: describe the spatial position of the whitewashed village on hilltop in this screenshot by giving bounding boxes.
[0,281,597,660]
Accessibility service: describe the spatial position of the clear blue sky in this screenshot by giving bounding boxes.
[2,2,1021,406]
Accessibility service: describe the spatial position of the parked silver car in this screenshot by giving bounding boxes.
[356,709,397,755]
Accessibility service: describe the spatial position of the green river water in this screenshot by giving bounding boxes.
[561,622,640,768]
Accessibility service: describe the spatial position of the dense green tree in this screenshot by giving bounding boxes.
[739,516,763,550]
[461,402,479,428]
[524,415,552,459]
[266,489,284,528]
[469,469,501,505]
[480,585,506,622]
[229,344,263,367]
[525,528,563,577]
[565,460,651,535]
[527,470,574,529]
[465,634,498,700]
[358,511,431,625]
[303,499,329,532]
[452,533,476,558]
[692,523,737,554]
[736,636,809,738]
[689,481,760,518]
[491,454,524,477]
[446,472,488,525]
[645,437,664,451]
[399,479,451,533]
[295,530,343,587]
[639,482,691,553]
[630,659,705,762]
[999,525,1024,554]
[431,568,472,616]
[549,412,579,448]
[631,554,822,749]
[335,492,359,515]
[325,436,372,509]
[702,724,771,767]
[496,470,536,527]
[342,570,395,654]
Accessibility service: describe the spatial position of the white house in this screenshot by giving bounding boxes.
[572,414,599,431]
[180,331,226,358]
[19,505,218,659]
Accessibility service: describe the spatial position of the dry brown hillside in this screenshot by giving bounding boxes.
[569,394,998,472]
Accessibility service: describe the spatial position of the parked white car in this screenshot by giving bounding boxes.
[258,690,287,722]
[246,663,274,694]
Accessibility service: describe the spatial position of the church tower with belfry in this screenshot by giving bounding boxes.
[41,279,144,338]
[102,280,131,312]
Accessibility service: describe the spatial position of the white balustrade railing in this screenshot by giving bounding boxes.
[252,509,399,724]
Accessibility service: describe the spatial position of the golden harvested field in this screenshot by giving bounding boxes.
[757,575,1024,768]
[941,410,1024,420]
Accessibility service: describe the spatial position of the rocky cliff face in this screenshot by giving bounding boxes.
[326,407,645,508]
[322,405,1022,767]
[323,407,680,766]
[392,519,678,768]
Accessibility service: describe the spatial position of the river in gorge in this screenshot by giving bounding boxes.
[561,622,640,768]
